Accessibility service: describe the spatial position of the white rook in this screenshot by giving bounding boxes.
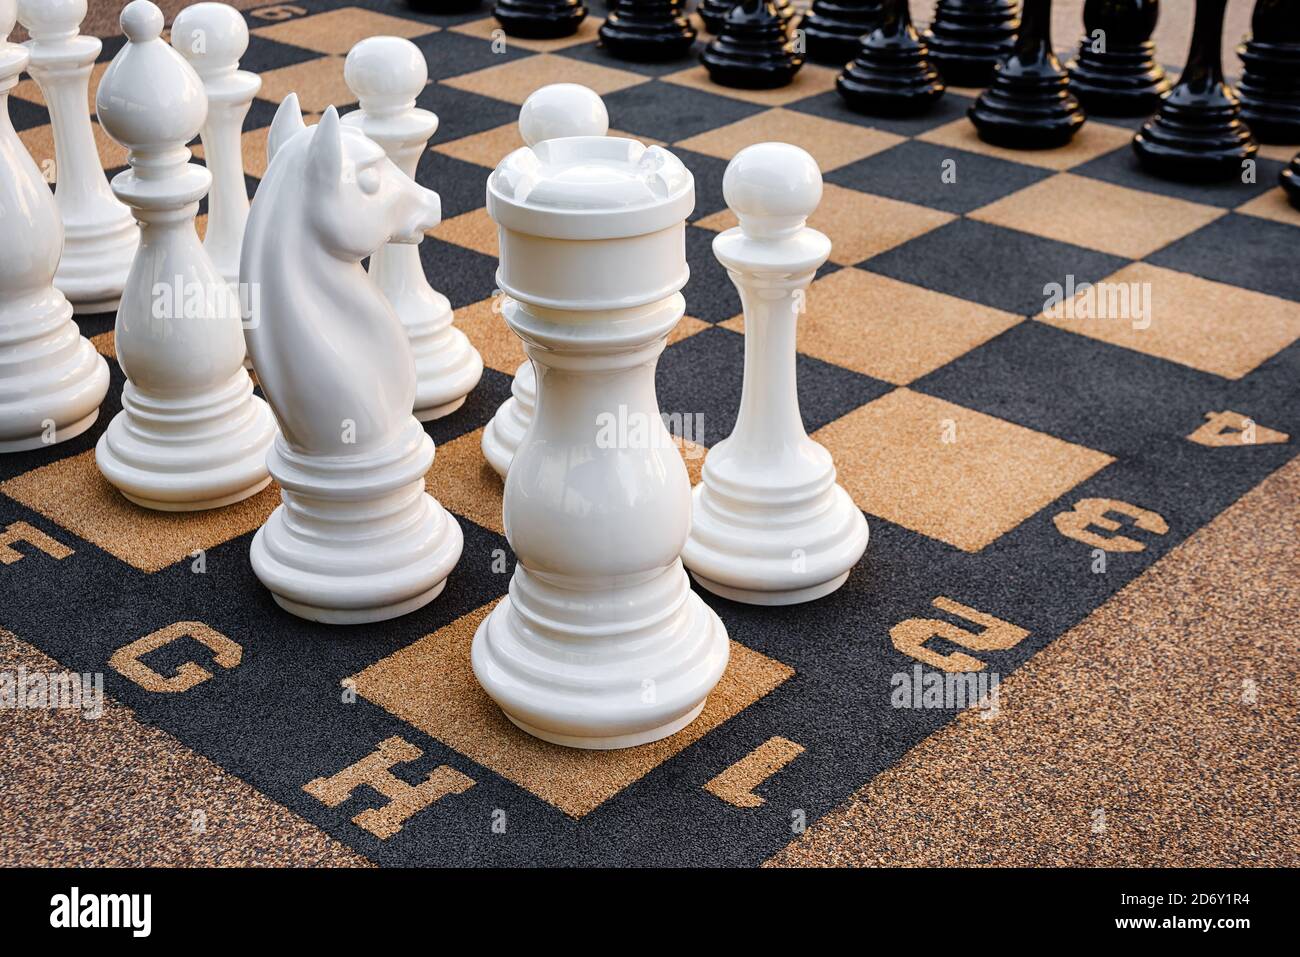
[682,142,869,605]
[342,36,483,421]
[172,2,260,287]
[472,130,730,749]
[480,82,609,478]
[18,0,138,313]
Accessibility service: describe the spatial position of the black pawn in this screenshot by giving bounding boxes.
[1133,0,1258,181]
[701,0,803,90]
[923,0,1018,88]
[699,0,793,36]
[1067,0,1171,116]
[600,0,697,61]
[1281,151,1300,208]
[493,0,586,39]
[800,0,884,67]
[1236,0,1300,144]
[837,0,943,116]
[968,0,1085,149]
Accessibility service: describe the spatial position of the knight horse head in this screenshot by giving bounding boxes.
[242,96,442,456]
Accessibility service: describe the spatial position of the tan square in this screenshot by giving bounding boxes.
[969,173,1225,259]
[918,117,1135,171]
[441,53,647,106]
[676,108,903,174]
[448,14,604,52]
[435,206,498,258]
[251,6,437,55]
[352,599,794,817]
[661,64,839,108]
[1257,143,1298,163]
[695,183,953,265]
[454,297,523,375]
[259,56,354,114]
[19,121,128,179]
[433,122,660,169]
[13,61,110,112]
[721,267,1021,384]
[1034,262,1300,380]
[814,388,1114,552]
[90,330,114,359]
[425,427,504,534]
[1237,187,1300,228]
[0,450,280,573]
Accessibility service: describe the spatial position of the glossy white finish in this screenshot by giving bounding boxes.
[472,130,728,749]
[172,2,258,288]
[682,143,869,605]
[18,0,138,313]
[342,36,482,422]
[243,96,462,624]
[0,0,107,452]
[481,83,608,478]
[93,0,274,510]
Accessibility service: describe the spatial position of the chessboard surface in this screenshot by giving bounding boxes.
[2,1,1298,867]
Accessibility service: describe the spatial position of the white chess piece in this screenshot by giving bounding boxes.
[342,36,483,421]
[172,2,259,287]
[682,143,869,605]
[17,0,138,314]
[93,0,274,509]
[471,129,729,749]
[243,96,463,624]
[480,82,609,478]
[0,0,107,452]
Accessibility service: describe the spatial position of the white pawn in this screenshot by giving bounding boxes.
[682,143,869,605]
[0,0,108,451]
[172,2,259,287]
[481,82,609,478]
[342,36,483,421]
[243,97,463,624]
[17,0,138,313]
[93,0,274,509]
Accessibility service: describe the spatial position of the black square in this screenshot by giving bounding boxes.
[558,39,709,78]
[239,34,322,74]
[419,236,499,309]
[826,139,1056,214]
[655,325,892,446]
[789,89,977,137]
[1072,141,1285,209]
[683,223,740,322]
[8,94,48,132]
[410,27,530,81]
[674,146,730,221]
[417,149,490,218]
[419,83,521,144]
[1146,212,1300,304]
[602,79,765,144]
[860,218,1129,316]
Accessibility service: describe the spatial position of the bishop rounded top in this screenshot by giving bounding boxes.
[16,0,85,39]
[97,0,207,153]
[171,1,250,74]
[519,83,609,147]
[344,35,427,112]
[723,142,822,233]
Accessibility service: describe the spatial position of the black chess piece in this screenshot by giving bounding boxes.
[923,0,1018,88]
[968,0,1085,149]
[837,0,943,115]
[1067,0,1171,116]
[799,0,884,66]
[493,0,586,39]
[1236,0,1300,144]
[1281,151,1300,208]
[600,0,697,60]
[1133,0,1258,181]
[698,0,793,36]
[701,0,803,89]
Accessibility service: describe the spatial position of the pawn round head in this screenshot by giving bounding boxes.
[344,35,427,114]
[171,2,250,75]
[723,141,821,236]
[16,0,86,39]
[519,83,608,147]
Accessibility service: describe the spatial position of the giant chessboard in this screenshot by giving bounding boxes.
[2,1,1298,867]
